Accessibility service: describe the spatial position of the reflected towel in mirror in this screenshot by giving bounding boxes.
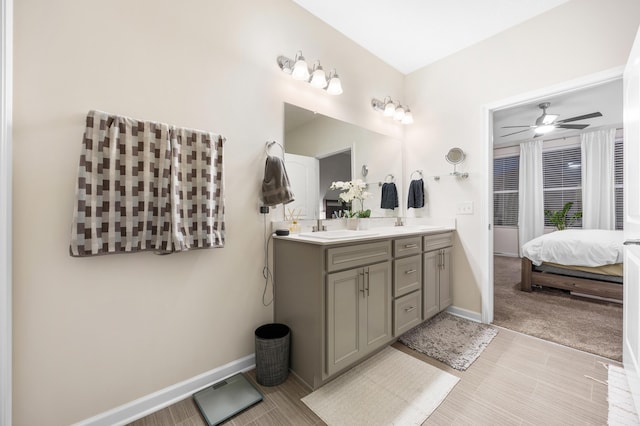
[262,155,295,206]
[380,182,399,209]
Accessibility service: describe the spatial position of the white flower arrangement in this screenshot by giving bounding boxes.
[330,179,372,218]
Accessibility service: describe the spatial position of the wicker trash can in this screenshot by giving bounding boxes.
[254,323,290,386]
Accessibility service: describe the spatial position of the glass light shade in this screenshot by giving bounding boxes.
[402,110,413,124]
[326,76,343,95]
[291,58,310,81]
[310,68,327,88]
[383,101,396,117]
[393,106,405,121]
[535,124,555,134]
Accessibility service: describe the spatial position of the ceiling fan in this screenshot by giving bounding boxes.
[501,102,602,138]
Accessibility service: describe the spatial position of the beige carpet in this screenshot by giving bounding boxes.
[399,312,498,371]
[493,255,623,361]
[301,346,459,425]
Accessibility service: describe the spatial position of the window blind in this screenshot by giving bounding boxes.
[493,155,519,226]
[543,146,582,228]
[615,138,624,230]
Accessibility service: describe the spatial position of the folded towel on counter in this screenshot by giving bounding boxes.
[262,155,295,206]
[407,179,425,209]
[380,182,399,209]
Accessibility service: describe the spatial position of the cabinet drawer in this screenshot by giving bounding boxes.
[393,255,422,297]
[423,232,453,252]
[394,291,422,336]
[393,236,422,257]
[326,241,391,272]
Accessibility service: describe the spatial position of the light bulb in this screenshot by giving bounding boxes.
[309,62,327,88]
[326,72,343,95]
[402,110,413,124]
[291,51,310,81]
[394,105,405,121]
[383,100,396,117]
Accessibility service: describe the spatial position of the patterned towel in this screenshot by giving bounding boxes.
[70,110,225,257]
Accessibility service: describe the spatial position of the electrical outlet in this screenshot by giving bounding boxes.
[456,201,473,215]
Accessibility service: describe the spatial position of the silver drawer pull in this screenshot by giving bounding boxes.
[404,306,416,313]
[404,269,417,274]
[404,244,418,249]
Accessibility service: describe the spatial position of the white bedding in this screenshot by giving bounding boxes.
[521,229,624,267]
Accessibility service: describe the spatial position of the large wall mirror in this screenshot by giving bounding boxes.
[283,103,403,219]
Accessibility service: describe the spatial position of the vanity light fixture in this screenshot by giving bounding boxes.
[371,97,413,125]
[277,51,343,95]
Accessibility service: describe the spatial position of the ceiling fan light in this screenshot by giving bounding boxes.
[542,114,558,125]
[535,124,555,134]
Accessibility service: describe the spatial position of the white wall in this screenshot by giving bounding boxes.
[404,0,640,314]
[12,1,404,424]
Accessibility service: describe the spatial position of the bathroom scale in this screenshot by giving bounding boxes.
[193,373,263,426]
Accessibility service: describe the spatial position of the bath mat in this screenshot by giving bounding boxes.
[608,364,640,425]
[301,346,458,426]
[399,312,498,371]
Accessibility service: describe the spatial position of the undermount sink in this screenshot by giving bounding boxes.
[298,230,379,240]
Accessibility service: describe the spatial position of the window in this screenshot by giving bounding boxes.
[615,138,624,230]
[493,155,519,226]
[543,146,582,228]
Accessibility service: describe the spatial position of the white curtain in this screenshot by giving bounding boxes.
[581,128,616,229]
[518,140,544,257]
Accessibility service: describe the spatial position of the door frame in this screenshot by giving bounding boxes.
[480,66,624,324]
[0,0,12,424]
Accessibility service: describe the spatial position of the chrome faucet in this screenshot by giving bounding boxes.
[395,216,404,227]
[312,219,327,232]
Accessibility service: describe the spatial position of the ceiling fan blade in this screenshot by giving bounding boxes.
[501,125,535,129]
[556,124,590,130]
[556,112,602,123]
[501,129,531,137]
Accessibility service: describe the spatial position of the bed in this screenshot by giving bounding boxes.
[520,229,624,302]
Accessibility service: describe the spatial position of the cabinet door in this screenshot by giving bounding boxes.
[439,247,453,310]
[363,261,392,354]
[423,250,440,320]
[326,268,363,376]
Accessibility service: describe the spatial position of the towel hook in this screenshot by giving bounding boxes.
[410,169,423,180]
[265,141,285,158]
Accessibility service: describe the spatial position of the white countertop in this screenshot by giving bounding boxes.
[273,225,455,246]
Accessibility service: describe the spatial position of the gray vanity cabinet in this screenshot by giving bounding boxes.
[423,233,453,320]
[326,260,392,376]
[273,239,392,390]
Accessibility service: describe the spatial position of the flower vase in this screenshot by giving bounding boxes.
[357,218,369,230]
[346,217,359,230]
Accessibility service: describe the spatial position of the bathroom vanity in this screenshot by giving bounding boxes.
[273,226,454,390]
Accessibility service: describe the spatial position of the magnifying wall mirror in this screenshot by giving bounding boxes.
[445,147,469,178]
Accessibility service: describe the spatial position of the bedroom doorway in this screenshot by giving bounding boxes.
[483,68,625,360]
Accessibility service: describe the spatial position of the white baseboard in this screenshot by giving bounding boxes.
[446,305,482,323]
[73,354,256,426]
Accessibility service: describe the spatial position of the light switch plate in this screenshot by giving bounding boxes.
[456,201,473,215]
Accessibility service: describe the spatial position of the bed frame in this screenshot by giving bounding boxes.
[520,257,623,301]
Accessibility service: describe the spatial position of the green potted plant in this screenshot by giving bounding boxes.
[544,201,582,230]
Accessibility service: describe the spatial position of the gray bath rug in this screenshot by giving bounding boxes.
[399,312,498,371]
